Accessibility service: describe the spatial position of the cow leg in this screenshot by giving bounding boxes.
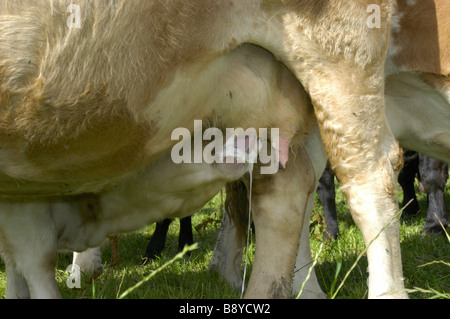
[312,79,406,299]
[244,145,316,299]
[315,95,406,299]
[293,49,407,299]
[327,125,405,299]
[0,202,60,299]
[178,217,193,252]
[260,0,406,299]
[418,154,449,234]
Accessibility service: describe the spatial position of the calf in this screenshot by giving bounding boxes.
[73,217,193,273]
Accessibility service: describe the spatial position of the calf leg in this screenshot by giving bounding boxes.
[144,219,173,260]
[418,154,449,234]
[317,164,339,240]
[398,151,420,217]
[244,145,316,299]
[209,212,244,290]
[178,217,193,251]
[0,202,60,299]
[210,181,248,290]
[73,248,104,274]
[4,263,30,299]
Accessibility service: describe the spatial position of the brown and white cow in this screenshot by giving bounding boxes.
[213,0,450,299]
[0,0,408,298]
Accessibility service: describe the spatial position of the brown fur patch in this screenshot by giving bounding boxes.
[392,0,450,75]
[420,73,450,91]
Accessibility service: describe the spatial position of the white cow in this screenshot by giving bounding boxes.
[0,0,413,299]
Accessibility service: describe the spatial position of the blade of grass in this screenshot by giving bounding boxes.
[405,287,450,299]
[434,213,450,242]
[296,241,324,299]
[118,243,198,299]
[418,260,450,268]
[329,257,343,297]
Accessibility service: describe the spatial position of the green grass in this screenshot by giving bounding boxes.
[308,178,450,299]
[0,175,448,299]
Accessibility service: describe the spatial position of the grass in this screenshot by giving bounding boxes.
[0,175,448,299]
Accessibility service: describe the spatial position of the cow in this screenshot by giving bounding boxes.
[211,0,450,299]
[0,0,419,299]
[0,35,318,298]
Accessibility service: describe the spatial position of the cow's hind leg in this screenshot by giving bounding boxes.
[309,68,407,298]
[244,145,316,299]
[262,0,407,299]
[0,202,60,299]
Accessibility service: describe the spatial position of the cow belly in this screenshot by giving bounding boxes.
[0,57,229,197]
[385,72,450,163]
[0,43,309,198]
